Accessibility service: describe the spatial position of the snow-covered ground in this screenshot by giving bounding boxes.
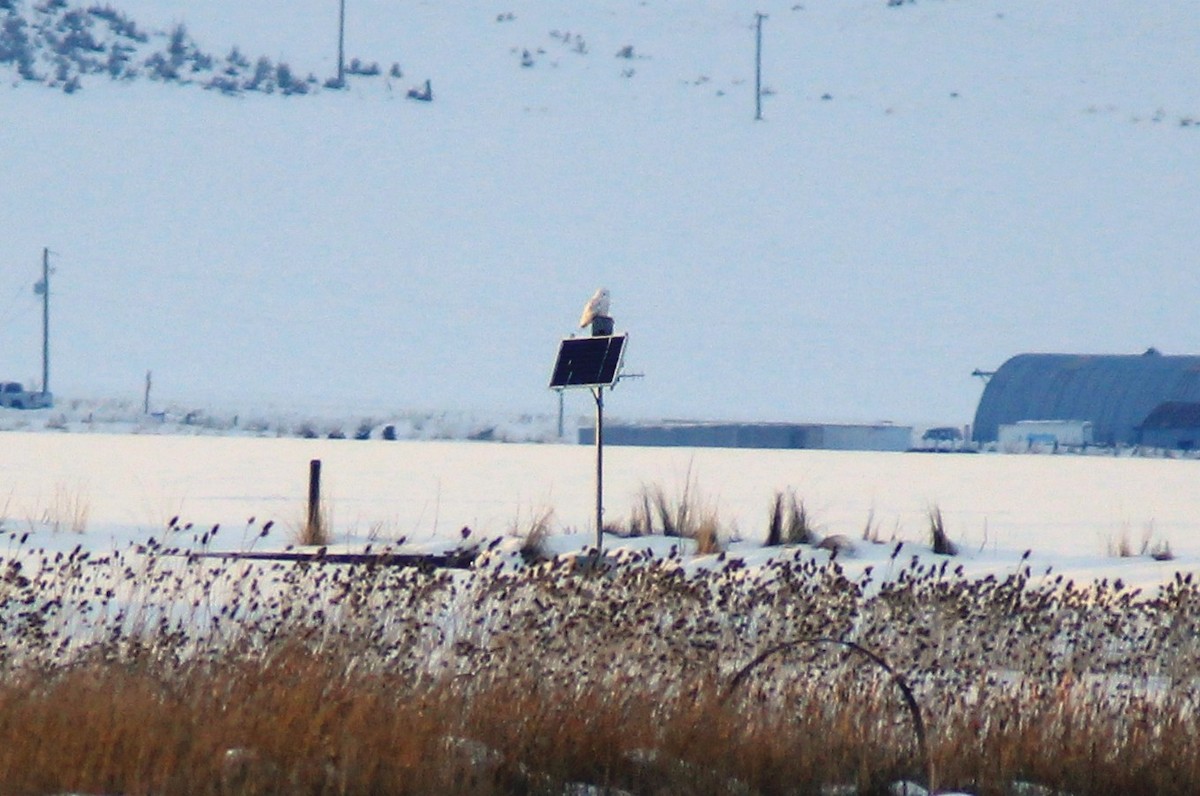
[2,424,1196,595]
[3,0,1199,430]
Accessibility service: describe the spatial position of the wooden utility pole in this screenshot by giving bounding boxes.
[755,12,767,121]
[36,248,50,394]
[337,0,346,85]
[144,370,152,414]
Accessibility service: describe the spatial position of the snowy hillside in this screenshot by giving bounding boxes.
[2,0,1198,427]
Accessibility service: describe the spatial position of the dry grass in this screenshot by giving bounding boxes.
[620,472,727,551]
[691,511,722,555]
[639,481,724,554]
[2,536,1200,793]
[296,496,332,547]
[1107,522,1175,561]
[511,506,555,562]
[765,489,819,547]
[861,507,883,544]
[1150,539,1175,561]
[928,506,957,556]
[626,490,655,537]
[33,482,92,534]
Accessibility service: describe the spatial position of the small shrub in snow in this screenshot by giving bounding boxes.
[514,507,555,563]
[767,489,817,545]
[275,61,308,95]
[245,55,273,91]
[143,51,177,81]
[205,73,240,95]
[406,78,432,101]
[1,15,37,79]
[766,491,785,546]
[88,5,147,42]
[223,45,248,71]
[346,57,379,76]
[105,41,132,78]
[1150,539,1175,561]
[928,506,957,555]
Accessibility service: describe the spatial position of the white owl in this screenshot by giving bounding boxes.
[578,288,611,328]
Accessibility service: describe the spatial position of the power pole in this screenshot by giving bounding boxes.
[755,12,767,121]
[34,247,50,395]
[337,0,346,85]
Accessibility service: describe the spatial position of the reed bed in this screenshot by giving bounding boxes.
[0,534,1199,794]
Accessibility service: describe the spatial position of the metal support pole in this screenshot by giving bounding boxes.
[593,386,604,551]
[557,388,565,439]
[754,13,766,121]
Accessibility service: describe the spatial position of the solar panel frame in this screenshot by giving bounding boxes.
[549,334,628,389]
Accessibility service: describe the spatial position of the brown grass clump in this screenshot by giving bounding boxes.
[635,479,724,553]
[513,506,555,562]
[297,495,332,547]
[928,506,957,556]
[784,491,816,545]
[692,511,722,555]
[766,489,817,547]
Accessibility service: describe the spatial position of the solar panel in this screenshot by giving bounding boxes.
[549,334,627,389]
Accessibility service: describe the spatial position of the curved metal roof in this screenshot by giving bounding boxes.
[972,352,1200,445]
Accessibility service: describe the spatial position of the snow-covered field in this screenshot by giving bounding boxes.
[3,424,1197,594]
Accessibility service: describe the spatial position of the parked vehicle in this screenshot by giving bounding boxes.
[0,382,52,409]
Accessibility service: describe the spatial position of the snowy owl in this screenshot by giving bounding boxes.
[578,288,611,328]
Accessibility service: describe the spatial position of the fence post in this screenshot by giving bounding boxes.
[307,459,322,540]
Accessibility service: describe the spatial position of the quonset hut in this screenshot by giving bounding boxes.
[972,351,1200,449]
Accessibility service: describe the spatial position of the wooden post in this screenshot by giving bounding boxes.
[307,459,322,540]
[143,370,152,415]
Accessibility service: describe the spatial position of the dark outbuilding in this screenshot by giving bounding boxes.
[972,350,1200,448]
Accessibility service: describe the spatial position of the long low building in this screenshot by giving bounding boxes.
[579,421,914,452]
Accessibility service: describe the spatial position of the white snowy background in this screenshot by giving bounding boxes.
[2,0,1198,427]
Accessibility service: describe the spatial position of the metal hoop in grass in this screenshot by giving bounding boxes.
[723,637,935,794]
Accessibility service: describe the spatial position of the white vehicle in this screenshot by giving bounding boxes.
[0,382,52,410]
